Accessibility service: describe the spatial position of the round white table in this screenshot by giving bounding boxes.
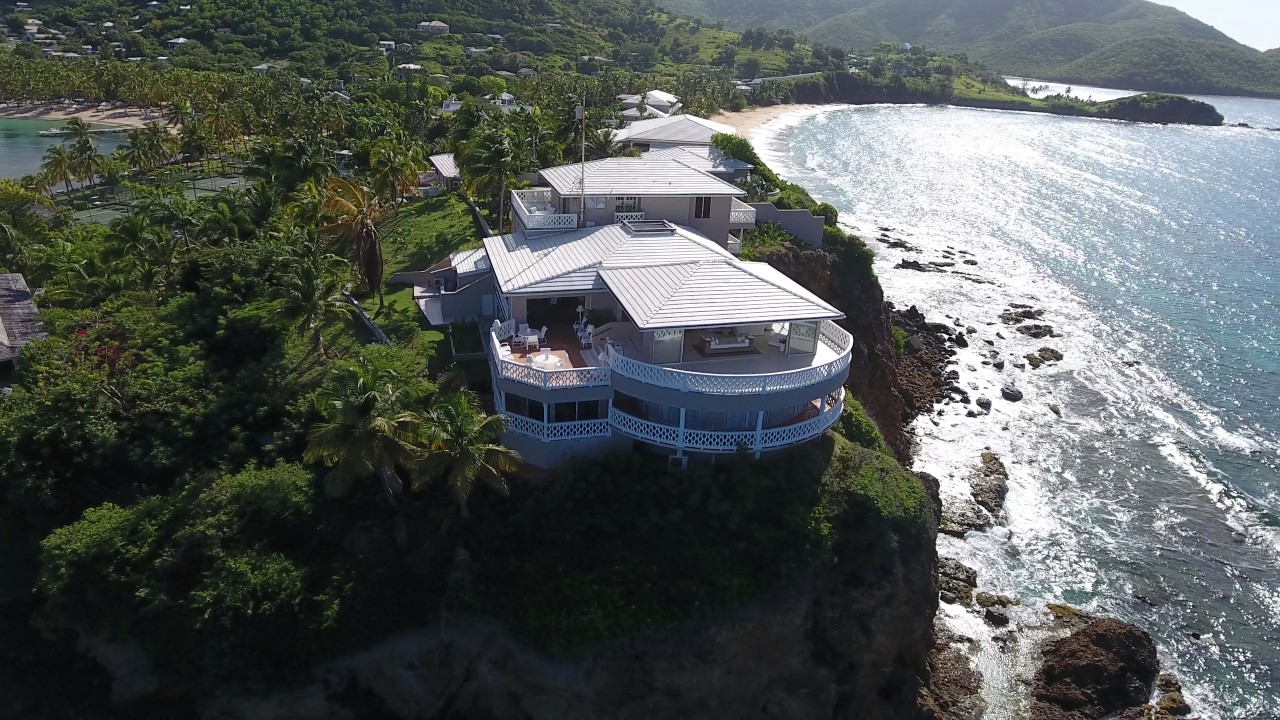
[529,351,563,370]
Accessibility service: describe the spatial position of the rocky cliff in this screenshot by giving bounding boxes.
[756,244,922,462]
[208,468,942,720]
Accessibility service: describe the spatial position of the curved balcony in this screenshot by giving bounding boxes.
[609,389,845,454]
[502,413,611,441]
[607,320,853,396]
[491,331,611,389]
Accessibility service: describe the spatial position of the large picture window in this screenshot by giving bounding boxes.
[694,196,712,219]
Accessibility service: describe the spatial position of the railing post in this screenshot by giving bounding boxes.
[678,408,686,452]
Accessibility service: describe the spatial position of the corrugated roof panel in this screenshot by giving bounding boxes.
[429,153,459,179]
[540,158,745,198]
[600,261,843,330]
[640,146,753,174]
[614,115,736,145]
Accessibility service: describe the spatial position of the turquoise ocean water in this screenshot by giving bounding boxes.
[756,89,1280,717]
[0,117,126,178]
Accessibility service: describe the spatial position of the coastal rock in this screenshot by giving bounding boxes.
[999,308,1044,325]
[963,259,978,266]
[1156,674,1182,694]
[984,608,1010,626]
[1030,618,1159,720]
[897,259,948,273]
[930,261,957,268]
[918,629,987,719]
[1017,324,1057,339]
[941,500,990,537]
[1001,385,1024,402]
[975,592,1018,608]
[1158,692,1191,716]
[1026,347,1064,369]
[938,558,978,606]
[970,452,1009,515]
[952,333,969,348]
[993,359,1006,371]
[1050,404,1063,418]
[976,396,992,411]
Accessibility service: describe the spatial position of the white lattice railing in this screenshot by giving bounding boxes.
[511,188,578,231]
[729,198,756,225]
[726,236,742,255]
[608,389,843,453]
[615,211,645,223]
[607,320,853,395]
[490,331,612,389]
[502,413,611,441]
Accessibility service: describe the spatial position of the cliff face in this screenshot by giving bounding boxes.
[755,244,917,461]
[209,475,941,720]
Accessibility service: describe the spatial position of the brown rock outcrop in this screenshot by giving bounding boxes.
[1030,618,1159,720]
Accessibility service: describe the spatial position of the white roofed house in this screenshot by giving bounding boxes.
[616,90,682,121]
[417,20,449,35]
[407,157,851,469]
[165,36,189,48]
[427,153,462,190]
[511,157,757,250]
[612,114,737,151]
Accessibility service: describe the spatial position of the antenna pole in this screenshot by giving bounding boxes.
[578,96,586,228]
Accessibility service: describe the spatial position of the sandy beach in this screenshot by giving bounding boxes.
[707,103,828,135]
[0,103,155,129]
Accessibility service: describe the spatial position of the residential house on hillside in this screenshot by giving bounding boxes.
[464,46,492,59]
[617,90,682,121]
[0,273,46,372]
[509,157,757,248]
[165,36,189,48]
[413,157,848,469]
[417,20,449,35]
[427,153,462,190]
[612,114,737,151]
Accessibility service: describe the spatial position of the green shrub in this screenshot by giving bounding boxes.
[466,433,928,652]
[892,327,908,355]
[834,398,890,455]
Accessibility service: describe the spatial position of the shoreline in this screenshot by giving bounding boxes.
[0,103,155,129]
[707,103,829,136]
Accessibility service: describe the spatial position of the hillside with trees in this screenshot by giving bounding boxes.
[658,0,1280,96]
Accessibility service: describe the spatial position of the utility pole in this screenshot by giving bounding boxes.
[577,97,585,228]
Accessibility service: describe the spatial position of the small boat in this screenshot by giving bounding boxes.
[37,126,131,137]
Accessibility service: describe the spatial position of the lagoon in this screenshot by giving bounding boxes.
[0,117,126,179]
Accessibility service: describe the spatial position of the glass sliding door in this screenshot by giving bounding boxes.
[787,321,818,355]
[650,328,685,364]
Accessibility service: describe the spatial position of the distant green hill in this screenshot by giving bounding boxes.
[1052,37,1280,97]
[660,0,1280,96]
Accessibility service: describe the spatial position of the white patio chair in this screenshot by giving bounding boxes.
[538,326,549,342]
[518,323,531,337]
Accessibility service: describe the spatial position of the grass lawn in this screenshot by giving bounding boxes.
[381,193,482,275]
[951,76,1048,108]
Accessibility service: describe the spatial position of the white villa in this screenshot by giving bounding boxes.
[417,20,449,34]
[412,156,846,469]
[616,90,682,121]
[613,114,737,151]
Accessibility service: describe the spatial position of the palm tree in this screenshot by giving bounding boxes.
[460,124,518,233]
[321,177,392,316]
[63,117,94,145]
[304,359,425,506]
[369,135,425,204]
[276,243,354,358]
[40,145,78,196]
[416,392,520,519]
